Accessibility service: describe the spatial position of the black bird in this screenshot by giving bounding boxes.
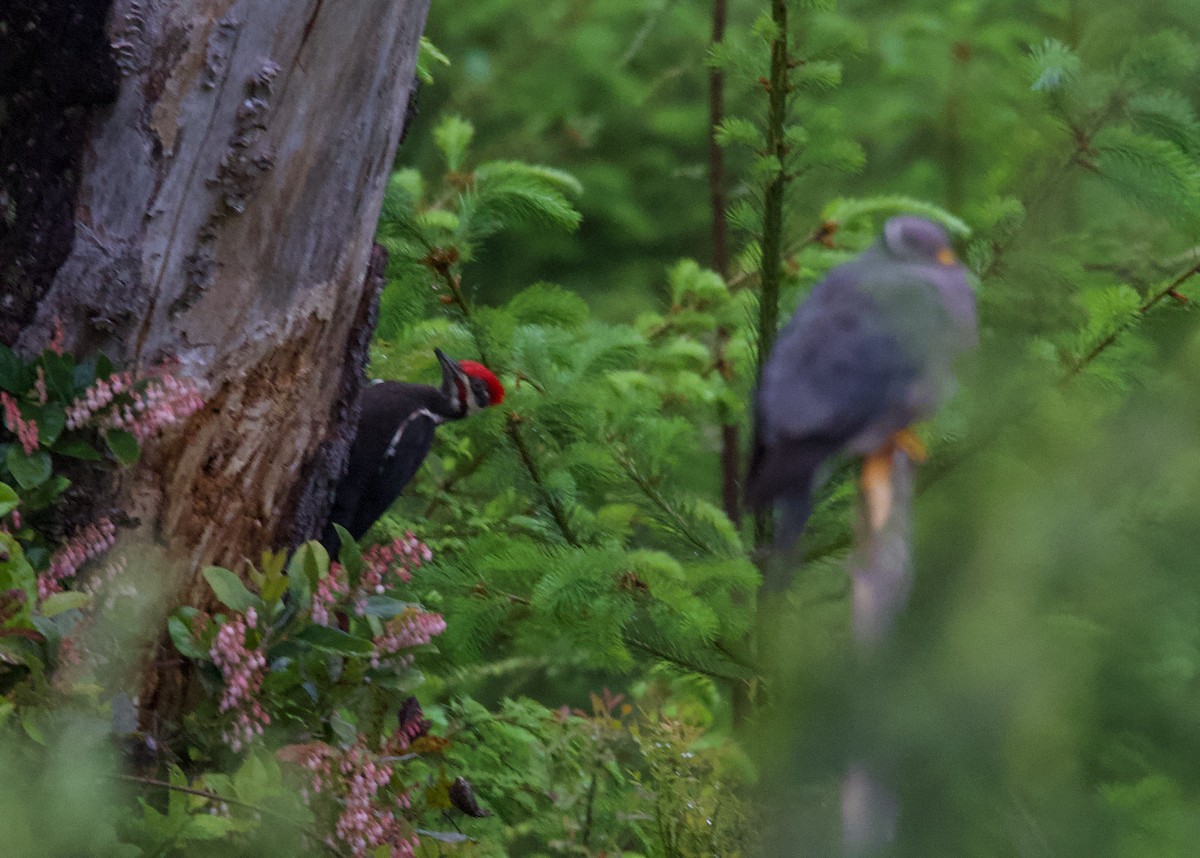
[322,349,504,552]
[746,216,977,580]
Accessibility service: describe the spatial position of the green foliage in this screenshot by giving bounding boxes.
[396,2,1200,856]
[7,0,1200,855]
[370,125,760,696]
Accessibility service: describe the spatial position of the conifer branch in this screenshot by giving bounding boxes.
[117,774,324,844]
[421,442,498,518]
[917,252,1200,497]
[507,414,582,548]
[609,440,729,556]
[1064,255,1200,378]
[426,253,583,548]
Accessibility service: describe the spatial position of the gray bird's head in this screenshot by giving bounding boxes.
[436,348,506,417]
[880,215,977,341]
[881,215,959,268]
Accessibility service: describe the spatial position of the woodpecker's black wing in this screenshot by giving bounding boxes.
[322,382,444,552]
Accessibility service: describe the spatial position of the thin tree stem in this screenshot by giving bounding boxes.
[708,0,742,527]
[753,0,791,552]
[709,0,730,280]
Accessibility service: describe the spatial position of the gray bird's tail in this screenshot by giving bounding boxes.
[746,434,842,592]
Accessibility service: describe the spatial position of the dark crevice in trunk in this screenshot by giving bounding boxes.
[0,1,120,347]
[280,242,388,550]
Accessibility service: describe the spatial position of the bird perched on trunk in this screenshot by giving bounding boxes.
[322,349,504,552]
[746,215,976,584]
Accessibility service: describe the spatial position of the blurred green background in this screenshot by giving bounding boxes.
[401,0,1200,854]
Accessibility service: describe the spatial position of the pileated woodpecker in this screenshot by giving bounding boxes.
[322,349,504,552]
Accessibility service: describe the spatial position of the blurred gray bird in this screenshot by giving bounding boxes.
[746,215,976,587]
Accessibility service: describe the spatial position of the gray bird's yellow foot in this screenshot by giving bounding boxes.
[861,429,926,532]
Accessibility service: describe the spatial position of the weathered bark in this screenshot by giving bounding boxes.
[2,0,429,722]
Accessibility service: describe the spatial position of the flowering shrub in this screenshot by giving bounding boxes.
[37,516,117,600]
[165,529,456,854]
[0,340,203,577]
[283,739,419,857]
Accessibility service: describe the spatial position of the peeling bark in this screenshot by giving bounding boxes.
[2,0,430,724]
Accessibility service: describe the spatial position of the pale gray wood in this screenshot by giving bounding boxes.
[19,0,428,582]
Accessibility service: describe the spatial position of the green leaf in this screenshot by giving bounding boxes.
[434,115,475,172]
[168,613,204,659]
[0,346,29,394]
[40,591,90,617]
[1029,37,1081,91]
[362,595,416,618]
[52,438,104,461]
[334,524,361,576]
[39,352,76,401]
[288,541,330,587]
[202,567,260,613]
[0,483,17,517]
[261,575,288,606]
[104,429,140,465]
[295,624,374,656]
[35,404,66,446]
[6,447,51,489]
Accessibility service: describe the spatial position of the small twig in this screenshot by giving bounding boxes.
[420,442,497,518]
[581,766,600,848]
[610,441,717,556]
[506,415,581,548]
[117,774,321,837]
[1064,256,1200,379]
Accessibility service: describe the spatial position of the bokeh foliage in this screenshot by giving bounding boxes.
[394,0,1200,855]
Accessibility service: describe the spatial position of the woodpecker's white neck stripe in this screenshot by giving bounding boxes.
[384,408,441,459]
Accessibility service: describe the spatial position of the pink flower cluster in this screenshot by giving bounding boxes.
[81,556,130,612]
[65,370,204,440]
[47,318,65,356]
[33,367,48,404]
[65,370,134,429]
[38,518,117,600]
[292,740,418,858]
[370,607,446,669]
[312,534,434,623]
[0,507,20,534]
[1,391,39,455]
[354,534,432,614]
[360,534,432,593]
[210,608,270,752]
[311,563,350,627]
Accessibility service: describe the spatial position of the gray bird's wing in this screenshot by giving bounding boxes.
[746,259,944,512]
[760,262,934,445]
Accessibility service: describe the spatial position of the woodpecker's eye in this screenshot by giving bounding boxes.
[471,378,488,404]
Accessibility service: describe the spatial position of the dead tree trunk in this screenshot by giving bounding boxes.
[1,0,430,722]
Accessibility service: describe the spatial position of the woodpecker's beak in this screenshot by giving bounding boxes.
[435,348,462,384]
[435,348,468,412]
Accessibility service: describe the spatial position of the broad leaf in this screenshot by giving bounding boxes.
[202,566,260,613]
